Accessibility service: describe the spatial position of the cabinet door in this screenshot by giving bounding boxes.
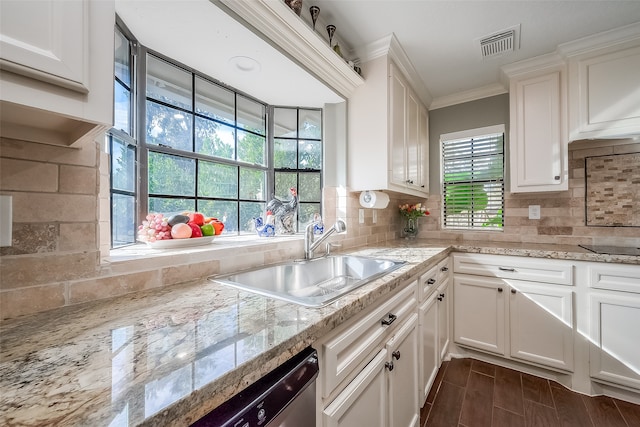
[437,279,450,361]
[570,45,640,139]
[589,292,640,391]
[387,314,420,427]
[389,63,407,187]
[510,71,567,192]
[418,104,429,193]
[509,282,574,371]
[0,0,89,92]
[405,91,420,189]
[454,275,506,355]
[419,293,439,405]
[323,349,388,427]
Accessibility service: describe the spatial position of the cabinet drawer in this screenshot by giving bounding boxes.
[418,258,451,301]
[454,253,573,285]
[320,282,417,398]
[588,263,640,293]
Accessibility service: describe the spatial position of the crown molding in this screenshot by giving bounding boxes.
[215,0,363,100]
[429,83,507,110]
[558,21,640,58]
[355,33,433,108]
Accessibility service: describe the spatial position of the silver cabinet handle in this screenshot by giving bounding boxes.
[554,175,560,180]
[441,266,449,272]
[511,289,517,294]
[381,313,397,326]
[499,267,515,272]
[392,350,401,360]
[427,278,436,285]
[385,361,394,371]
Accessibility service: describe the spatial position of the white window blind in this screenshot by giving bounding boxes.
[442,129,504,230]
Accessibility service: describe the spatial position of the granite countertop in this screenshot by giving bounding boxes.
[1,240,638,426]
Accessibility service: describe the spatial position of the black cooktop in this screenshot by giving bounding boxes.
[579,245,640,256]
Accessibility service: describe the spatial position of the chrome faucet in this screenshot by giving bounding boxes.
[304,219,347,260]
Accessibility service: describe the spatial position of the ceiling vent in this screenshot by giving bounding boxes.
[477,25,520,59]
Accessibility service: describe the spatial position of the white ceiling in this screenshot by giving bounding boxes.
[116,0,640,109]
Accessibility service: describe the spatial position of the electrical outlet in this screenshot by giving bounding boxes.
[372,210,377,224]
[359,209,365,224]
[529,205,541,220]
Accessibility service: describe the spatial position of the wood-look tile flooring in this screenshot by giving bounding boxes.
[420,358,640,427]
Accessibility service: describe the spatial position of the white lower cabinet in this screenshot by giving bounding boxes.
[418,258,451,405]
[322,349,388,427]
[589,292,640,391]
[316,281,419,427]
[453,254,575,372]
[587,262,640,392]
[387,314,420,427]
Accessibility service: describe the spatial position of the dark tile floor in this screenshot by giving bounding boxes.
[420,358,640,427]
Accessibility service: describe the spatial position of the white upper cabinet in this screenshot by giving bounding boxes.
[503,55,568,193]
[0,0,114,147]
[560,23,640,140]
[348,34,429,198]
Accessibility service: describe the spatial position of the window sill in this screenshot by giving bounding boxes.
[104,234,304,275]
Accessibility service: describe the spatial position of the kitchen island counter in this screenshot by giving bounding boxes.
[1,240,637,426]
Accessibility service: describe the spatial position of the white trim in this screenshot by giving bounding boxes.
[558,21,640,58]
[217,0,363,100]
[440,124,505,143]
[355,33,433,108]
[429,84,507,110]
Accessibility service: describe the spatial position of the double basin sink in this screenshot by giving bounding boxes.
[211,255,406,307]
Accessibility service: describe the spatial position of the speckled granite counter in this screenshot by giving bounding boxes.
[1,240,638,426]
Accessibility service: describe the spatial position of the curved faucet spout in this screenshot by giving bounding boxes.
[304,219,347,260]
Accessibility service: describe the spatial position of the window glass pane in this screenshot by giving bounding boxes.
[274,138,297,169]
[149,197,195,215]
[298,173,321,202]
[299,109,321,139]
[195,117,235,159]
[115,29,130,87]
[146,101,193,152]
[240,202,265,234]
[299,140,321,169]
[111,138,135,192]
[146,55,192,110]
[148,152,195,196]
[298,203,320,230]
[198,200,237,233]
[273,108,297,138]
[195,77,234,125]
[239,168,265,200]
[275,172,297,201]
[237,131,265,165]
[112,194,136,247]
[237,96,265,134]
[114,81,131,135]
[198,162,238,199]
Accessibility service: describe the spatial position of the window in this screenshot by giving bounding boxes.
[441,125,504,230]
[109,28,323,246]
[109,25,137,247]
[273,107,323,231]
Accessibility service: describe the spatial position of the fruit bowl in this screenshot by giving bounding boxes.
[144,235,215,249]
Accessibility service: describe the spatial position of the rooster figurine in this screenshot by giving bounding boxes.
[266,187,298,234]
[254,214,275,237]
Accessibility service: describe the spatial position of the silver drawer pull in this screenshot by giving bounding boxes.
[499,267,515,272]
[427,278,436,285]
[381,313,397,326]
[392,350,401,360]
[441,266,449,272]
[385,361,394,371]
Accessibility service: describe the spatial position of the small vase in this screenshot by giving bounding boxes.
[403,217,419,239]
[284,0,302,16]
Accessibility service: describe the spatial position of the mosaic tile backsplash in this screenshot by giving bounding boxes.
[586,152,640,227]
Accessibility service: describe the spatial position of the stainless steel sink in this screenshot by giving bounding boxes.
[210,255,406,307]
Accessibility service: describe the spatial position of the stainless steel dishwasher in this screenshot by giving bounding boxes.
[191,347,319,427]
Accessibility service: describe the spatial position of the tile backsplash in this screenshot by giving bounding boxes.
[586,152,640,227]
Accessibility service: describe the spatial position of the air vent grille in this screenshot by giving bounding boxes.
[480,30,515,58]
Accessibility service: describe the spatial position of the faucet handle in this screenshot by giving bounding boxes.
[326,242,342,255]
